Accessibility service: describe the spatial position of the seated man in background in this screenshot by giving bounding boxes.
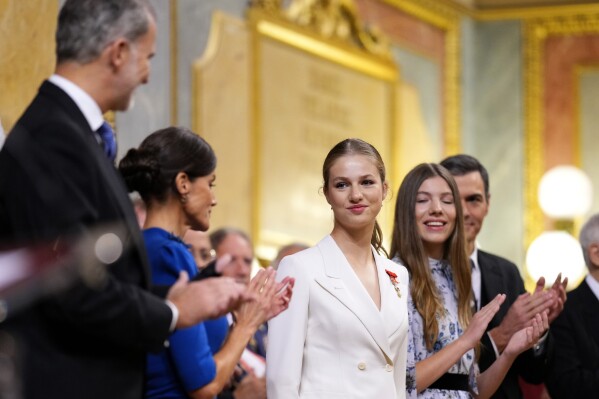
[545,213,599,398]
[209,227,266,399]
[184,229,216,270]
[207,229,309,398]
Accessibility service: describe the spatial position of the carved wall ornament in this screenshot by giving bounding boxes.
[249,0,392,58]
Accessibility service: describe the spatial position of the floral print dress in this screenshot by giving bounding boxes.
[395,257,478,399]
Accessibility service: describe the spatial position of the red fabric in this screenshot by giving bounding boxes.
[519,378,551,399]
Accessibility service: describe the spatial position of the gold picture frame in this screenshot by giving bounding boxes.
[247,5,400,259]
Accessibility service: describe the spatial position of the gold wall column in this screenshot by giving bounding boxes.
[0,0,58,133]
[383,0,462,155]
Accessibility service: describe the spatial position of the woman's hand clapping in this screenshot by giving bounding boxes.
[234,268,295,329]
[460,294,506,349]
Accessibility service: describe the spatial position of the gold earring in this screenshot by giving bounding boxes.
[180,195,188,204]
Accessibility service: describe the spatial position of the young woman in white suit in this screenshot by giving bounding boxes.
[267,138,409,399]
[389,163,548,399]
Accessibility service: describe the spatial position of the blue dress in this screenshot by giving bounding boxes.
[144,228,217,399]
[204,316,229,355]
[394,257,478,399]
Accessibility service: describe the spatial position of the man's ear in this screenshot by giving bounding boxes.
[105,38,130,71]
[175,172,190,196]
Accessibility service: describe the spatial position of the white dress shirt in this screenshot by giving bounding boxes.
[48,74,104,131]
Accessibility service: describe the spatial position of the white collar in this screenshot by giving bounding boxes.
[470,246,480,272]
[48,74,104,131]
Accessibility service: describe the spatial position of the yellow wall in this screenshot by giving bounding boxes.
[0,0,58,132]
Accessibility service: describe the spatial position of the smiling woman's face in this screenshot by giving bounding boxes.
[325,154,387,232]
[415,176,456,259]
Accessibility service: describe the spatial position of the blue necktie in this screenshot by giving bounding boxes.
[96,121,117,161]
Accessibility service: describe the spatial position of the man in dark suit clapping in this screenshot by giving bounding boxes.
[441,154,567,399]
[546,213,599,398]
[0,1,249,398]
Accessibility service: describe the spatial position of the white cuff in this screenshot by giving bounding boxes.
[487,331,501,358]
[165,299,179,332]
[533,330,549,355]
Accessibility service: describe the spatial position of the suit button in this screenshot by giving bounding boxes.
[357,362,366,370]
[385,364,393,372]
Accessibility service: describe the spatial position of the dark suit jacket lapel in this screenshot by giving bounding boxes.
[314,236,393,360]
[40,81,151,286]
[578,280,599,348]
[477,250,506,327]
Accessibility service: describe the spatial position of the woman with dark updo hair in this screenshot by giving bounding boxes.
[119,126,293,399]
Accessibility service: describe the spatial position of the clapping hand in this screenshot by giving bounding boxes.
[168,272,252,328]
[461,294,506,349]
[268,276,295,320]
[534,273,567,324]
[503,311,549,358]
[489,286,554,352]
[235,268,278,329]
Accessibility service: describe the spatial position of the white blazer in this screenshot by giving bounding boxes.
[267,235,409,399]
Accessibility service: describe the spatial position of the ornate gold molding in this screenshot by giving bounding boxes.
[249,0,392,59]
[383,0,462,155]
[476,4,599,21]
[431,0,599,21]
[523,20,545,250]
[524,12,599,249]
[574,64,599,166]
[384,0,460,28]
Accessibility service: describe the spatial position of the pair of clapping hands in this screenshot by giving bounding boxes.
[487,274,567,353]
[167,254,295,329]
[464,274,567,356]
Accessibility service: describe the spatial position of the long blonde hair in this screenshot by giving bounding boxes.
[389,163,472,350]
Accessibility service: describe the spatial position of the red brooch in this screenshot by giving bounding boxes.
[385,269,401,298]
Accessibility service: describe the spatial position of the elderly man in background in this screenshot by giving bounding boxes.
[270,242,309,270]
[205,227,267,399]
[545,213,599,398]
[184,229,216,270]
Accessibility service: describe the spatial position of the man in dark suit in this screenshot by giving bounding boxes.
[0,1,249,398]
[546,213,599,398]
[441,154,567,399]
